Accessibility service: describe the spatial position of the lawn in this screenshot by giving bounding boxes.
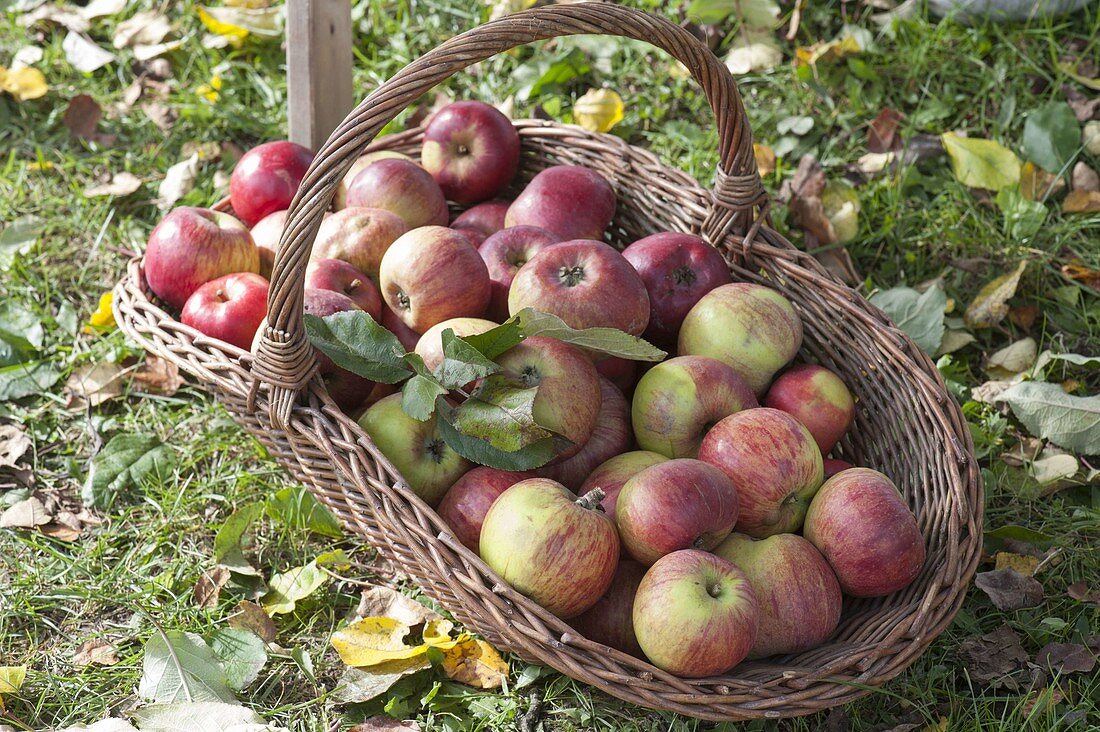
[0,0,1098,730]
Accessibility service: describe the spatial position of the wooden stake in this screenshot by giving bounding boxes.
[287,0,354,151]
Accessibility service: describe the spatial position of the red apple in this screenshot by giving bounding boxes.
[311,207,408,280]
[508,240,650,335]
[250,209,287,278]
[378,226,491,332]
[632,549,758,677]
[570,560,646,657]
[764,364,855,455]
[698,408,824,538]
[421,101,520,205]
[451,199,511,238]
[823,458,853,477]
[616,458,740,565]
[713,533,842,658]
[478,225,562,321]
[535,377,632,491]
[181,272,268,350]
[480,480,620,618]
[437,466,531,552]
[594,357,638,396]
[305,258,382,319]
[345,158,449,229]
[414,317,499,373]
[631,355,757,459]
[381,304,421,352]
[145,207,259,310]
[579,450,668,520]
[495,336,602,461]
[678,283,803,396]
[803,468,926,598]
[303,288,376,411]
[505,165,616,240]
[229,140,314,227]
[335,150,411,209]
[621,232,731,346]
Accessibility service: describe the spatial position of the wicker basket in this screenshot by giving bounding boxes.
[114,3,982,720]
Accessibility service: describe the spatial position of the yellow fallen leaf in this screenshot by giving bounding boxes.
[795,35,861,67]
[753,143,776,177]
[573,88,623,134]
[963,261,1027,329]
[226,0,271,6]
[942,132,1020,192]
[1062,190,1100,214]
[0,665,26,710]
[331,616,465,668]
[1019,161,1064,201]
[994,551,1040,576]
[441,638,508,689]
[83,291,116,334]
[196,74,223,103]
[198,7,249,44]
[1062,261,1100,291]
[198,5,282,42]
[0,66,48,102]
[1057,60,1100,91]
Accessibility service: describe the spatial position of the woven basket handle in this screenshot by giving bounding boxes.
[255,1,766,426]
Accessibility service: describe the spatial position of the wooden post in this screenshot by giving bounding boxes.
[287,0,354,151]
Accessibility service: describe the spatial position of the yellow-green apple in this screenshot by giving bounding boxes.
[480,479,619,618]
[495,336,601,461]
[764,364,855,455]
[536,377,632,491]
[345,158,449,229]
[421,101,520,205]
[823,458,853,478]
[379,226,491,332]
[249,209,287,278]
[697,408,824,538]
[631,355,757,459]
[303,288,376,411]
[181,272,268,351]
[622,232,731,346]
[616,458,740,565]
[310,207,408,280]
[508,240,650,335]
[381,304,421,352]
[803,468,925,598]
[436,466,531,552]
[505,165,616,240]
[678,283,803,395]
[335,150,411,209]
[305,258,383,320]
[478,225,562,321]
[570,560,646,657]
[229,140,314,227]
[594,357,637,396]
[713,532,842,658]
[414,317,499,373]
[579,450,668,520]
[632,549,758,677]
[451,199,511,238]
[357,393,471,506]
[145,207,259,310]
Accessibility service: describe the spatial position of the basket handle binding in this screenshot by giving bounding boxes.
[255,1,767,427]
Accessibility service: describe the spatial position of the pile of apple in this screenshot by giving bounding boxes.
[141,100,926,679]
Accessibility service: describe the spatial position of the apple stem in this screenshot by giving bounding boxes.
[575,488,605,511]
[348,278,361,292]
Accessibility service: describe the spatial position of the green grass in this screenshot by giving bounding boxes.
[1,0,1098,730]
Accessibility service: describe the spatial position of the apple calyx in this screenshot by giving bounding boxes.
[707,582,723,598]
[424,438,447,464]
[558,265,586,288]
[395,289,411,310]
[672,265,697,287]
[575,487,606,512]
[517,365,541,388]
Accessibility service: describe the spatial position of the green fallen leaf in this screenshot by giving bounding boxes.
[964,261,1027,329]
[401,353,447,422]
[437,400,556,472]
[512,308,665,362]
[1032,350,1100,378]
[0,303,44,367]
[139,630,236,704]
[0,215,41,271]
[128,701,264,732]
[941,132,1021,191]
[1022,101,1080,174]
[262,559,328,615]
[995,185,1047,240]
[83,433,174,510]
[208,628,267,691]
[335,660,431,703]
[0,359,62,400]
[997,381,1100,455]
[687,0,779,26]
[304,311,410,384]
[434,330,501,389]
[290,645,315,684]
[265,485,341,539]
[214,503,264,575]
[869,284,946,354]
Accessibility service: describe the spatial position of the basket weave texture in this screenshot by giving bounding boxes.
[114,3,982,721]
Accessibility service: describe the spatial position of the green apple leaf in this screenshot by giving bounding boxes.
[459,321,525,360]
[207,628,268,691]
[304,311,410,384]
[213,503,265,576]
[996,381,1100,455]
[261,559,328,615]
[511,308,666,361]
[868,284,946,355]
[265,485,342,539]
[433,329,502,389]
[1022,101,1080,174]
[437,399,557,471]
[82,433,175,510]
[401,353,447,422]
[0,359,62,400]
[453,375,556,452]
[139,630,236,704]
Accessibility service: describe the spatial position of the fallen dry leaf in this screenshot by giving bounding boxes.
[1036,642,1096,674]
[19,3,91,33]
[229,601,278,643]
[350,719,420,732]
[1063,84,1100,122]
[986,337,1037,377]
[441,638,508,689]
[355,585,440,626]
[993,551,1040,576]
[1072,162,1099,192]
[0,425,31,471]
[73,638,119,666]
[1061,262,1100,291]
[113,11,172,49]
[336,659,431,703]
[39,523,81,541]
[84,172,142,198]
[132,40,184,61]
[1008,304,1038,330]
[868,107,904,153]
[194,566,232,609]
[974,567,1044,611]
[141,101,177,133]
[1,497,51,528]
[855,151,895,175]
[1019,162,1065,201]
[65,361,125,409]
[12,45,44,70]
[1062,189,1100,213]
[63,94,101,139]
[158,154,199,209]
[1021,687,1065,718]
[753,143,776,177]
[964,261,1027,329]
[784,155,834,246]
[131,356,183,395]
[79,0,127,18]
[63,31,117,73]
[1066,581,1099,605]
[957,624,1030,690]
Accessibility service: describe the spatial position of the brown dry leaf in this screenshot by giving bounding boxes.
[1,497,51,528]
[39,523,81,541]
[158,154,199,208]
[19,3,91,33]
[1066,581,1100,605]
[0,425,31,471]
[441,638,508,689]
[753,143,776,177]
[132,356,183,395]
[957,624,1030,690]
[350,719,420,732]
[229,601,277,643]
[356,585,440,626]
[963,261,1027,329]
[1019,162,1064,201]
[1072,162,1099,192]
[1061,262,1100,291]
[142,102,177,133]
[62,31,117,73]
[994,551,1040,576]
[1036,642,1096,674]
[1063,84,1100,122]
[84,172,142,198]
[1021,687,1065,718]
[1008,304,1038,330]
[868,107,904,153]
[986,337,1037,377]
[63,94,102,139]
[113,11,172,49]
[194,565,232,609]
[73,638,119,666]
[65,362,125,409]
[784,155,834,246]
[135,57,173,81]
[1063,190,1100,213]
[974,567,1044,611]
